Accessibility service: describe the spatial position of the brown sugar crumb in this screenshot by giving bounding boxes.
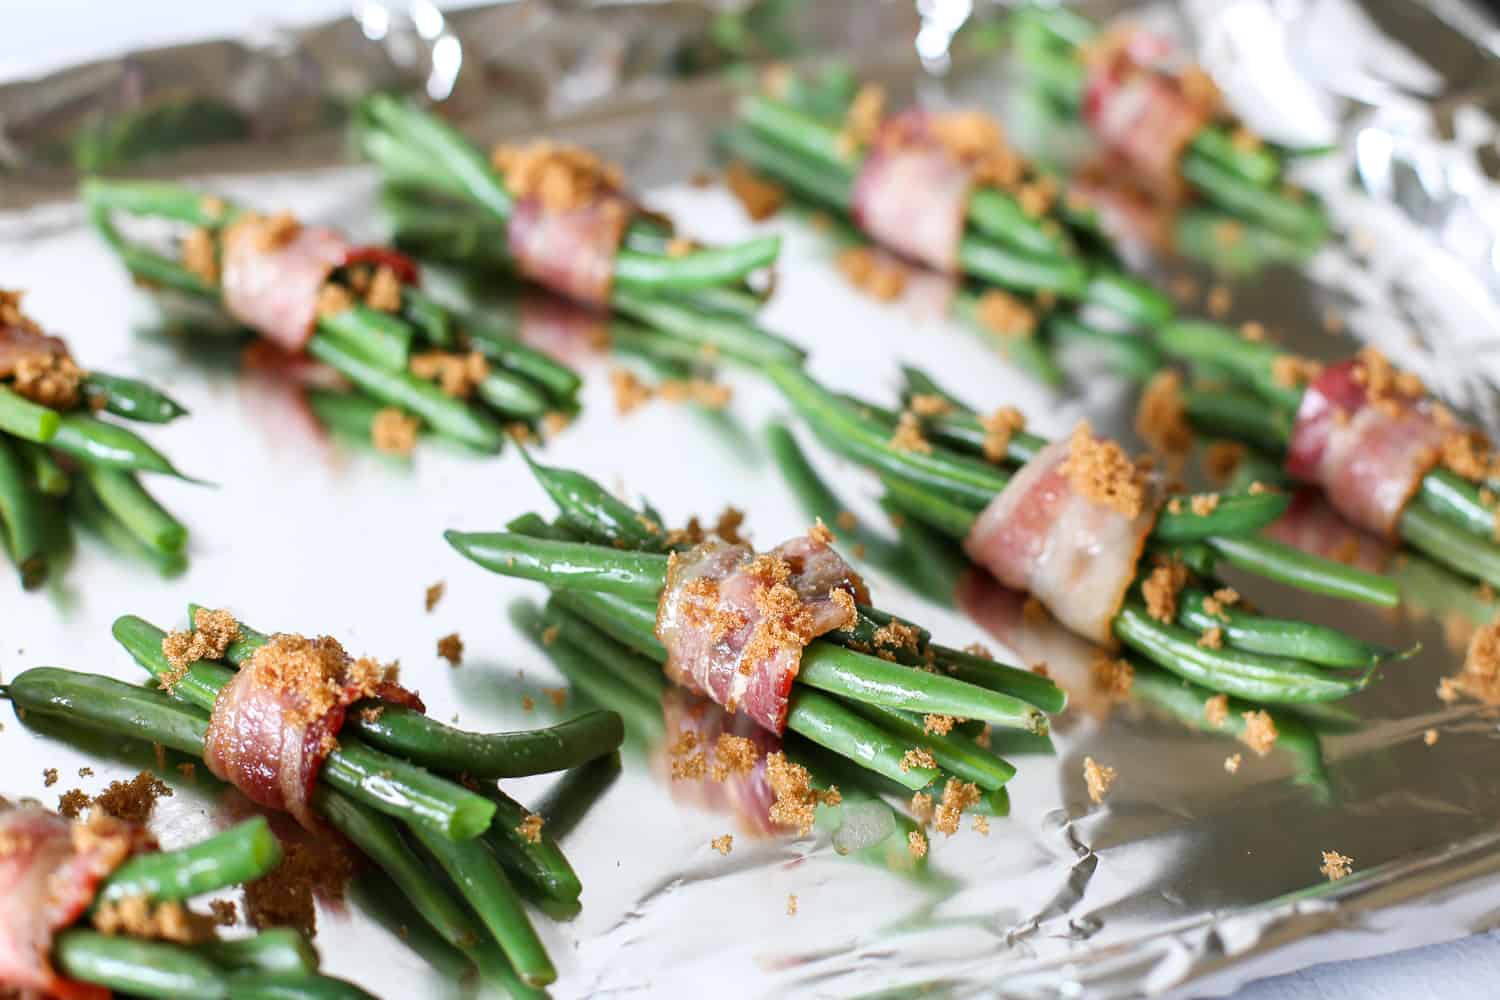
[1204,441,1247,484]
[671,750,706,781]
[907,830,928,859]
[409,350,489,400]
[371,407,419,456]
[436,633,463,667]
[927,111,1024,189]
[1212,587,1240,607]
[1206,284,1232,317]
[1319,850,1353,881]
[516,813,544,845]
[923,714,956,736]
[1091,655,1134,700]
[1240,710,1279,756]
[1424,728,1440,746]
[980,407,1027,464]
[1170,274,1200,306]
[358,705,385,725]
[1136,371,1194,456]
[1197,627,1224,650]
[1060,421,1147,518]
[889,412,933,454]
[239,634,395,729]
[1083,757,1116,804]
[1441,431,1492,482]
[908,394,954,418]
[786,894,798,916]
[765,752,839,836]
[93,772,173,825]
[1271,354,1324,390]
[712,733,760,782]
[975,290,1037,339]
[78,767,93,778]
[724,161,785,221]
[181,227,219,286]
[1239,320,1267,343]
[1453,618,1500,704]
[1204,694,1229,728]
[658,378,733,411]
[839,83,886,151]
[1143,559,1189,623]
[176,763,197,782]
[424,581,445,613]
[1437,676,1461,704]
[900,748,937,773]
[1223,753,1242,775]
[1352,348,1425,403]
[544,687,568,709]
[666,237,694,258]
[1190,493,1220,516]
[609,368,653,416]
[244,836,354,934]
[710,834,733,856]
[541,410,572,439]
[57,789,90,819]
[836,246,907,301]
[42,768,58,788]
[872,619,921,654]
[364,266,403,313]
[160,608,242,690]
[209,900,238,927]
[909,792,934,826]
[314,282,354,319]
[934,778,981,836]
[1022,597,1048,624]
[93,897,208,944]
[491,141,624,212]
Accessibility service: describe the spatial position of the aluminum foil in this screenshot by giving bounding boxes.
[4,2,1500,998]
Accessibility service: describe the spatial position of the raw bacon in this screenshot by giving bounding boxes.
[1083,36,1208,196]
[850,111,972,273]
[221,223,352,353]
[506,195,629,308]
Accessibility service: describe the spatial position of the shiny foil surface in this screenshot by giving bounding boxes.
[3,1,1500,997]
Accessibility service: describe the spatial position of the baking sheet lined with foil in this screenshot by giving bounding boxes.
[5,1,1500,997]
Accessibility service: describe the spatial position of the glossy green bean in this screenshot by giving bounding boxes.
[1416,468,1498,540]
[927,643,1069,714]
[48,412,189,478]
[316,305,416,372]
[0,435,51,588]
[81,177,237,226]
[1157,320,1301,410]
[614,236,781,292]
[1153,491,1291,543]
[1206,534,1399,607]
[1173,584,1395,667]
[7,667,209,756]
[610,289,805,367]
[97,817,281,906]
[82,372,189,423]
[445,530,669,601]
[1399,502,1500,589]
[786,689,938,790]
[194,929,318,976]
[304,389,393,443]
[53,930,226,998]
[17,440,71,496]
[524,452,663,550]
[476,369,550,420]
[83,464,187,555]
[0,386,61,443]
[1180,384,1295,453]
[480,786,583,904]
[844,702,1015,790]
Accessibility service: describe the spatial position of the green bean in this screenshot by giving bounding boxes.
[1416,468,1498,540]
[1153,491,1291,543]
[445,530,668,601]
[719,125,854,211]
[359,96,515,220]
[1082,272,1174,329]
[461,320,582,403]
[0,435,51,588]
[307,334,503,453]
[48,412,190,478]
[1206,534,1399,607]
[958,237,1089,296]
[97,817,281,906]
[1189,127,1281,186]
[613,236,781,292]
[70,477,185,576]
[53,930,227,998]
[194,929,317,976]
[17,439,71,495]
[550,590,665,661]
[82,464,187,555]
[8,667,210,756]
[227,973,379,999]
[1046,313,1164,381]
[304,389,392,442]
[764,422,906,567]
[1181,152,1326,242]
[406,823,555,987]
[540,600,669,707]
[1181,384,1296,453]
[610,289,805,367]
[787,689,938,790]
[1399,503,1500,590]
[476,369,550,420]
[844,702,1014,790]
[479,786,583,904]
[1157,320,1301,410]
[397,285,454,346]
[82,371,189,423]
[524,451,663,550]
[522,615,665,743]
[81,176,237,227]
[1113,604,1367,703]
[1173,585,1395,667]
[316,305,415,372]
[927,643,1069,714]
[877,474,977,540]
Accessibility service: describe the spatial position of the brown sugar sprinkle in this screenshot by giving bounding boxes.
[836,246,908,301]
[315,283,355,319]
[0,316,85,409]
[972,815,990,836]
[711,834,734,856]
[1204,441,1247,484]
[1240,710,1279,756]
[160,608,241,692]
[923,714,956,736]
[42,768,58,788]
[436,633,463,667]
[1083,757,1116,804]
[711,734,760,782]
[839,83,887,151]
[786,894,799,916]
[1271,354,1324,390]
[539,625,559,646]
[1060,421,1147,518]
[1437,676,1461,704]
[1136,371,1194,456]
[541,410,572,439]
[834,510,859,534]
[1441,431,1492,482]
[93,897,208,944]
[889,411,933,454]
[934,778,981,836]
[1204,694,1229,728]
[409,350,489,399]
[177,763,197,782]
[928,112,1025,190]
[242,634,394,729]
[807,518,835,547]
[1190,493,1220,516]
[765,752,839,836]
[544,688,568,710]
[1319,850,1353,881]
[1206,284,1232,317]
[1143,559,1189,623]
[609,368,654,415]
[724,161,785,221]
[209,900,238,927]
[1022,597,1048,624]
[180,227,219,285]
[516,813,544,845]
[908,394,954,418]
[94,772,173,825]
[1223,753,1243,775]
[1214,221,1245,248]
[1239,320,1267,343]
[872,619,922,653]
[363,266,403,313]
[359,706,385,725]
[1424,728,1440,746]
[666,237,694,258]
[671,750,706,781]
[900,748,936,773]
[1453,618,1500,704]
[1197,627,1224,650]
[57,789,91,819]
[975,289,1037,339]
[909,792,934,826]
[228,211,301,254]
[907,830,929,859]
[491,141,623,212]
[1090,655,1134,699]
[980,407,1027,464]
[1170,274,1201,306]
[424,581,446,613]
[657,377,733,411]
[1352,348,1425,403]
[1322,309,1345,335]
[245,836,354,935]
[370,407,419,456]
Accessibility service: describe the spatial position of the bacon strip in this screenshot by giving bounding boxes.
[850,111,972,273]
[0,324,71,377]
[204,642,424,830]
[1265,488,1393,574]
[655,536,866,734]
[1083,43,1208,197]
[1285,360,1449,538]
[0,806,141,1000]
[963,439,1156,645]
[506,196,629,308]
[222,224,352,354]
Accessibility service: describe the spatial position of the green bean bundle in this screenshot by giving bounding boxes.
[1159,319,1500,591]
[9,607,627,990]
[765,363,1402,704]
[353,96,806,370]
[0,291,198,588]
[1009,5,1327,242]
[0,802,375,999]
[447,454,1063,821]
[83,178,587,456]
